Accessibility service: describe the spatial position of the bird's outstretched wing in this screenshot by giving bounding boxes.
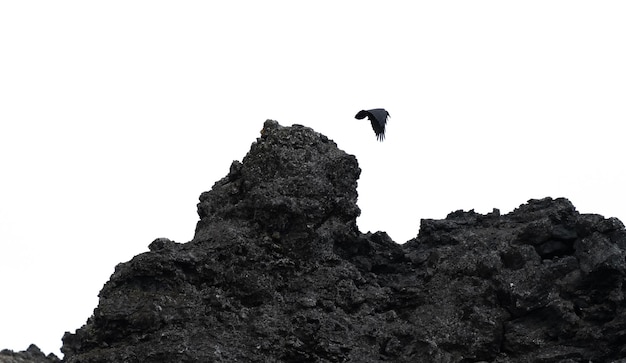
[355,110,369,120]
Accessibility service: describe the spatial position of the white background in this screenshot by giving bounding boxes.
[1,1,625,357]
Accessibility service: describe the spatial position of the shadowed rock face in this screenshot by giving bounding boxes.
[58,121,626,362]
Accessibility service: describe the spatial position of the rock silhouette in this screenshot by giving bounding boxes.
[9,120,626,362]
[0,344,60,363]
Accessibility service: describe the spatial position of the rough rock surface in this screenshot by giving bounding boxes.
[58,121,626,362]
[0,345,60,363]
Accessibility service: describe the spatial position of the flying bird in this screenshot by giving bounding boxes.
[355,108,390,141]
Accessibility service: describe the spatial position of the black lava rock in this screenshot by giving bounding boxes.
[0,344,60,363]
[58,121,626,362]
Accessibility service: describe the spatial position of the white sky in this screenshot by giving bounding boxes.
[1,1,625,357]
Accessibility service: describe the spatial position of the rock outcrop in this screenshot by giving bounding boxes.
[0,345,60,363]
[57,121,626,362]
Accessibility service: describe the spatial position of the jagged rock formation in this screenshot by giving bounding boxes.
[0,345,60,363]
[58,121,626,362]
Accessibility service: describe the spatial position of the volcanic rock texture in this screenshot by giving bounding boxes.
[0,345,60,363]
[57,121,626,362]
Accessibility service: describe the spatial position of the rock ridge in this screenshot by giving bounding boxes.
[40,121,626,361]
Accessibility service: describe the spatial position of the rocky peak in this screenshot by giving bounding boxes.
[57,121,626,362]
[194,120,361,256]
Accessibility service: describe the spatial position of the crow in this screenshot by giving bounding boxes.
[355,108,390,141]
